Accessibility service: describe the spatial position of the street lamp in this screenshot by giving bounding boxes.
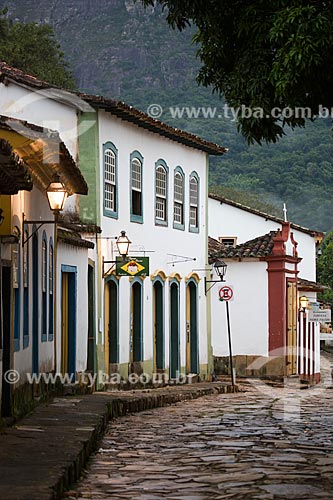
[103,230,131,277]
[205,259,228,294]
[22,174,68,246]
[299,295,309,313]
[116,230,131,260]
[46,174,68,216]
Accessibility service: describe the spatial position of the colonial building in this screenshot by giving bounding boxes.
[76,93,226,383]
[0,62,227,414]
[0,113,90,419]
[208,193,324,382]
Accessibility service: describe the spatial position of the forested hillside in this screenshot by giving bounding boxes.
[5,0,333,231]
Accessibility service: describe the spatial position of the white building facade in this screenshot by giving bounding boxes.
[208,194,323,382]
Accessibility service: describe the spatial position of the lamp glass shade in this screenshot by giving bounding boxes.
[116,230,131,257]
[299,295,309,310]
[214,259,227,279]
[46,177,68,212]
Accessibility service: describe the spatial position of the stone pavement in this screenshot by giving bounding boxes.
[0,381,236,500]
[66,367,333,499]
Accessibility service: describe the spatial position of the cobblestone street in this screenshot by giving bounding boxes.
[66,371,333,499]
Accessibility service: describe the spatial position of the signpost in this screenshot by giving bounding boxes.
[219,285,235,388]
[116,256,149,277]
[308,309,331,323]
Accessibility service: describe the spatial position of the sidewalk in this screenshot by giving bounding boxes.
[0,382,237,500]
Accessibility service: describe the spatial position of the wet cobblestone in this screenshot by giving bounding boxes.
[67,383,333,500]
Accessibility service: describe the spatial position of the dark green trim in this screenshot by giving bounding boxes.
[106,276,119,364]
[188,280,199,374]
[170,280,180,378]
[131,278,144,362]
[153,277,165,370]
[78,112,100,224]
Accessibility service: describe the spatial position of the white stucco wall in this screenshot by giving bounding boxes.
[211,261,269,358]
[0,81,80,159]
[208,197,317,281]
[97,110,209,373]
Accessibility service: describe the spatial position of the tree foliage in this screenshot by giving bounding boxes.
[0,6,75,88]
[140,0,333,144]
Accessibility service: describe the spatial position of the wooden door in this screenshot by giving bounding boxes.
[287,281,297,375]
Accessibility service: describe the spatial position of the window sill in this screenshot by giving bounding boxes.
[130,214,143,224]
[155,219,168,227]
[173,222,185,231]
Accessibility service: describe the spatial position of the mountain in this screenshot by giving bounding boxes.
[5,0,333,232]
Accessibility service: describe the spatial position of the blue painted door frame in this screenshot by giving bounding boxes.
[61,265,77,377]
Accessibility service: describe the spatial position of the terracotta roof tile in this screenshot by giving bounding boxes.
[208,192,324,237]
[0,62,227,156]
[209,231,277,262]
[0,138,33,194]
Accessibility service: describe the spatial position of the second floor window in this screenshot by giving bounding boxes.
[104,149,116,211]
[155,164,168,224]
[189,174,199,230]
[131,155,143,221]
[173,170,184,227]
[103,142,118,218]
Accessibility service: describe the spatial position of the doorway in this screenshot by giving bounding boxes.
[130,281,143,373]
[287,280,297,375]
[170,282,179,379]
[153,280,164,372]
[105,277,119,372]
[186,281,199,374]
[61,266,77,377]
[87,264,95,373]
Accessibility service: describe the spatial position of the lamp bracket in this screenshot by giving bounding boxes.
[102,257,129,279]
[22,213,58,247]
[204,277,225,295]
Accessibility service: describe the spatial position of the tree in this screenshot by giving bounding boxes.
[0,7,75,89]
[140,0,333,144]
[317,231,333,305]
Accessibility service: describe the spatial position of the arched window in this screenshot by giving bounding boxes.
[41,235,47,342]
[48,241,54,341]
[103,142,118,218]
[189,172,199,232]
[130,151,143,223]
[173,167,184,229]
[155,160,168,225]
[23,230,29,348]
